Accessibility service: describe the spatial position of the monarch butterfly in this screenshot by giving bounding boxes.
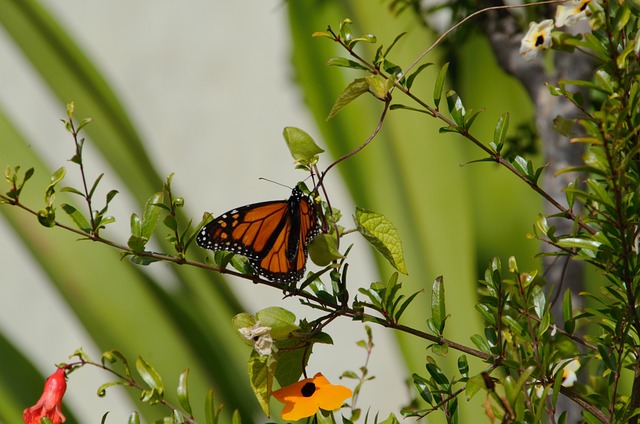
[196,185,320,283]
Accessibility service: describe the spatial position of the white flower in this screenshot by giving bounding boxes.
[556,0,591,27]
[238,321,274,356]
[533,384,545,398]
[520,19,554,61]
[551,358,581,388]
[559,359,581,387]
[534,358,581,399]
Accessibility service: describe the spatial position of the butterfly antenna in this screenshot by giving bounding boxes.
[258,177,292,190]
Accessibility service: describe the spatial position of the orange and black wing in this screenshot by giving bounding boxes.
[196,186,320,283]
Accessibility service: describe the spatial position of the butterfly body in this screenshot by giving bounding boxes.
[196,186,320,283]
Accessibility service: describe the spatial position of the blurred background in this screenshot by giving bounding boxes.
[0,1,540,423]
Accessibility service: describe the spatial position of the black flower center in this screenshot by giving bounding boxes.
[301,382,316,397]
[535,35,544,47]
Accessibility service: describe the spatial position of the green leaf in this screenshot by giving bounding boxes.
[445,90,465,126]
[504,367,535,406]
[531,284,546,319]
[406,62,433,90]
[583,412,604,424]
[465,374,484,399]
[457,355,469,377]
[308,233,343,266]
[593,69,614,94]
[327,78,370,120]
[389,104,431,114]
[463,108,482,130]
[412,373,433,404]
[172,409,185,423]
[283,126,324,163]
[383,32,407,57]
[433,62,449,109]
[425,363,449,386]
[354,207,407,274]
[104,189,118,208]
[130,213,142,237]
[585,178,615,208]
[177,369,192,415]
[493,113,509,149]
[395,289,421,322]
[326,57,370,71]
[502,315,524,334]
[562,289,574,333]
[247,352,276,417]
[127,235,148,254]
[339,18,353,44]
[164,215,177,232]
[538,309,551,338]
[97,380,127,397]
[44,167,66,206]
[136,356,164,395]
[475,304,496,326]
[553,115,575,136]
[598,344,615,371]
[274,342,306,387]
[59,186,84,197]
[431,275,446,333]
[88,172,105,199]
[100,412,110,424]
[141,191,164,240]
[378,414,401,424]
[382,272,400,305]
[204,389,221,424]
[431,343,448,357]
[556,237,602,250]
[255,307,299,339]
[127,413,140,424]
[232,312,256,332]
[49,166,66,187]
[366,75,388,100]
[311,31,334,40]
[512,155,530,177]
[470,334,491,354]
[60,203,91,232]
[101,349,132,378]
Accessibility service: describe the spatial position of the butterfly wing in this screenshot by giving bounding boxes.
[196,186,320,283]
[256,187,320,282]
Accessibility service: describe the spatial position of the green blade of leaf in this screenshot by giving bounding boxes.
[326,57,370,71]
[283,126,325,163]
[177,369,192,415]
[88,173,105,199]
[354,207,407,274]
[135,356,164,395]
[60,203,91,232]
[433,62,449,109]
[431,275,446,333]
[247,353,276,417]
[406,62,433,90]
[493,113,509,148]
[255,306,299,339]
[141,191,164,240]
[327,78,370,120]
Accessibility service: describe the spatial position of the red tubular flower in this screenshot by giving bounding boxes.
[23,367,67,424]
[272,372,352,421]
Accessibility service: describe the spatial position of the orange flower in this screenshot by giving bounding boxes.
[23,367,67,424]
[272,372,352,421]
